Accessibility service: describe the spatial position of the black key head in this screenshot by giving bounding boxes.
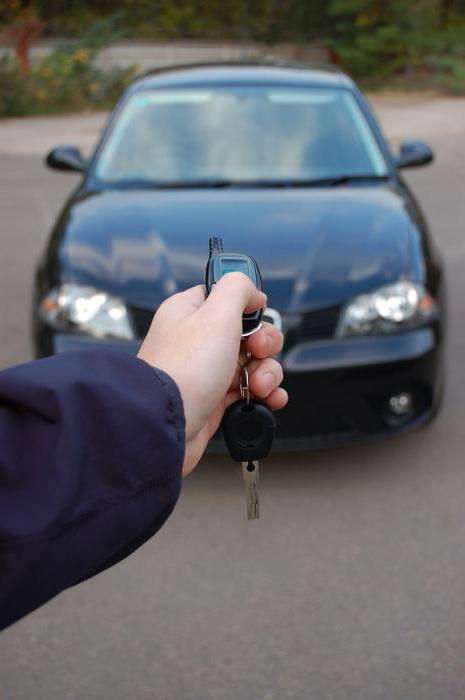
[221,399,276,462]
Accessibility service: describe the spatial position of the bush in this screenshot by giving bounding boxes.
[0,46,137,117]
[326,0,465,94]
[0,55,32,115]
[0,15,136,117]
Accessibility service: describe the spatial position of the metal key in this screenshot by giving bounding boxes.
[242,460,260,520]
[221,363,276,520]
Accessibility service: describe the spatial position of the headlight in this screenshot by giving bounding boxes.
[39,283,135,341]
[336,282,437,338]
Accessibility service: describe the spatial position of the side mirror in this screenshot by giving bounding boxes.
[45,145,87,173]
[396,140,434,169]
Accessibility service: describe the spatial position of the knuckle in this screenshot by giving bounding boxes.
[274,362,284,383]
[264,322,283,349]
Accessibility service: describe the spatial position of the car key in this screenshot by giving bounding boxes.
[222,364,276,519]
[205,237,275,519]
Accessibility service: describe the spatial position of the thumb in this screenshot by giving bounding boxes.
[202,272,267,321]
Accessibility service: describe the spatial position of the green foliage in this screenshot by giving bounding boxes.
[2,0,465,107]
[331,24,407,77]
[0,23,137,116]
[328,0,418,76]
[0,54,31,115]
[73,11,128,53]
[9,0,332,43]
[327,0,465,93]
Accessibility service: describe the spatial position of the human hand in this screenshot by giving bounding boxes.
[137,273,288,476]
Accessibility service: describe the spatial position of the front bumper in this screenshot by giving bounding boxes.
[45,326,442,452]
[271,326,442,450]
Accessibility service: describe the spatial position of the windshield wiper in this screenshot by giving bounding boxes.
[271,174,391,187]
[104,175,390,190]
[154,179,237,189]
[100,178,237,190]
[153,175,391,189]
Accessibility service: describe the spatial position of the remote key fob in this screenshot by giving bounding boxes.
[205,237,264,336]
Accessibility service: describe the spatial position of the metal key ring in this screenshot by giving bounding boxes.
[239,366,250,405]
[238,349,252,369]
[241,322,263,338]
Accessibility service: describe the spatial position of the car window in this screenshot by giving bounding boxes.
[95,86,388,185]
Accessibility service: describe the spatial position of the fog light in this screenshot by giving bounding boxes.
[388,392,413,416]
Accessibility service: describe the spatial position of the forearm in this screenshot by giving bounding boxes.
[0,350,184,629]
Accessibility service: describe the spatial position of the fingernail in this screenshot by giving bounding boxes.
[261,372,275,392]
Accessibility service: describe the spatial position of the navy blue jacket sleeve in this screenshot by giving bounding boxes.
[0,349,185,630]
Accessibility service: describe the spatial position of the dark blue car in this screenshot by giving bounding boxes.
[34,62,445,449]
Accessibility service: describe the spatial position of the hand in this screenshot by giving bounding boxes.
[138,273,288,476]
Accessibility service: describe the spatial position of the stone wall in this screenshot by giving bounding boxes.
[0,39,330,73]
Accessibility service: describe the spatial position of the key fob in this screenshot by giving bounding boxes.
[221,399,276,462]
[205,237,264,336]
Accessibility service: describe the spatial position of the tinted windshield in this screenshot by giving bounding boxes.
[95,86,388,185]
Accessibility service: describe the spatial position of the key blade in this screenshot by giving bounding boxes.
[242,460,260,520]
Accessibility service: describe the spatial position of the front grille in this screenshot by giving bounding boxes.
[130,306,156,338]
[276,405,353,439]
[293,304,341,342]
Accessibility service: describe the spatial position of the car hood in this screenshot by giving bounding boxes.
[59,185,415,312]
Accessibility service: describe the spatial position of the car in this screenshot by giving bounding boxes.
[33,61,446,451]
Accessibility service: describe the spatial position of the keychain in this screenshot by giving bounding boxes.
[205,237,276,520]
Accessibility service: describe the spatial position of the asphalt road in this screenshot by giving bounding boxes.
[1,96,465,699]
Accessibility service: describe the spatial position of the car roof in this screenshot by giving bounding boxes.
[128,61,355,93]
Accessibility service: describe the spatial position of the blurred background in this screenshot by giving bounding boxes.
[2,0,465,117]
[1,2,465,700]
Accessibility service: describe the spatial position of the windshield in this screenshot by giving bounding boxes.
[95,86,388,186]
